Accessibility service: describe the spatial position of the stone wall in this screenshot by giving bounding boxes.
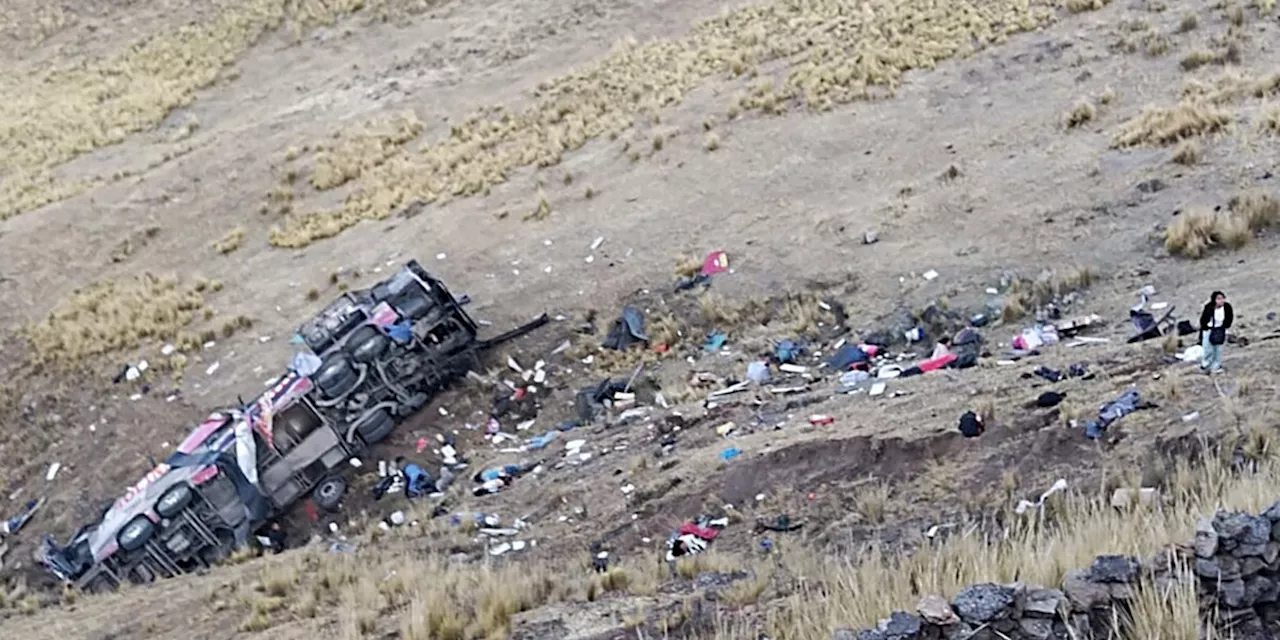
[837,503,1280,640]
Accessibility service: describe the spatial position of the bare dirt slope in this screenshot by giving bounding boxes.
[2,0,1280,636]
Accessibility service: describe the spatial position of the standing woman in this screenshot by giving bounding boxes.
[1199,291,1233,374]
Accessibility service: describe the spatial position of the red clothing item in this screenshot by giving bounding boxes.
[918,353,957,373]
[678,522,720,540]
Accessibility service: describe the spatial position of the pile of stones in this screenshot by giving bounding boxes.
[836,503,1280,640]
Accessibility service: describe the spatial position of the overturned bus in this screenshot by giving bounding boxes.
[40,260,547,592]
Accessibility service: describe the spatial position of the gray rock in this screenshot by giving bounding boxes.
[1069,613,1093,638]
[1196,518,1220,558]
[941,622,974,640]
[1023,588,1064,617]
[1063,569,1112,610]
[951,583,1016,623]
[877,611,922,640]
[1019,617,1053,640]
[1266,542,1280,564]
[831,630,860,640]
[1136,178,1167,193]
[1246,576,1278,605]
[1089,555,1139,583]
[1236,542,1269,558]
[1272,520,1280,543]
[1197,556,1242,581]
[510,619,570,640]
[1241,556,1267,578]
[1215,512,1266,543]
[694,571,752,590]
[1109,582,1136,601]
[917,594,959,625]
[1264,501,1280,522]
[856,631,887,640]
[1221,579,1248,608]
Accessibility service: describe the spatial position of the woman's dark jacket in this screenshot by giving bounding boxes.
[1199,302,1234,332]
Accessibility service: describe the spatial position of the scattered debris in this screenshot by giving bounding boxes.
[958,411,985,438]
[1110,487,1159,509]
[1015,478,1069,515]
[1084,389,1155,440]
[602,306,648,350]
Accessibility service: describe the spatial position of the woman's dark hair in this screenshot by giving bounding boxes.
[1210,290,1226,303]
[938,336,951,345]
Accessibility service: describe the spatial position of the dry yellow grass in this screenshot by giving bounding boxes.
[1063,100,1097,128]
[20,274,221,366]
[267,0,1060,247]
[1065,0,1111,13]
[1111,101,1232,147]
[212,227,247,254]
[1170,139,1201,164]
[1181,71,1280,105]
[309,111,425,190]
[1261,107,1280,134]
[1164,191,1278,258]
[1000,266,1097,320]
[1180,48,1225,70]
[0,0,430,221]
[1177,10,1199,31]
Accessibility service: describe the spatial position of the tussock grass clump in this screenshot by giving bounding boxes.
[1165,209,1247,258]
[1180,49,1224,70]
[1000,266,1098,321]
[22,274,211,366]
[309,111,425,190]
[1261,108,1280,134]
[1171,139,1202,164]
[1230,190,1280,230]
[1063,101,1097,128]
[1139,32,1170,56]
[269,0,1059,247]
[1178,11,1199,31]
[1164,191,1278,258]
[212,227,246,254]
[1226,3,1246,25]
[1180,71,1280,106]
[1065,0,1109,13]
[1111,101,1232,147]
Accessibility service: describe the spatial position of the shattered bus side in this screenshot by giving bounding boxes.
[41,260,548,591]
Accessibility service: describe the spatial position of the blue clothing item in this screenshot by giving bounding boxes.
[480,464,524,482]
[826,344,870,371]
[386,321,413,344]
[703,332,727,352]
[1085,389,1143,440]
[1200,332,1223,372]
[775,339,801,363]
[402,463,432,497]
[529,431,558,450]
